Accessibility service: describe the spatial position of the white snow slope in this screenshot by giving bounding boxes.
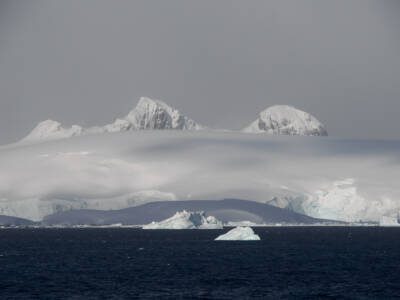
[142,210,223,229]
[1,131,400,222]
[215,226,260,241]
[243,105,327,136]
[22,97,203,142]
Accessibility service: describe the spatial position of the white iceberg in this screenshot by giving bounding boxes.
[142,210,223,229]
[379,216,400,227]
[215,226,261,241]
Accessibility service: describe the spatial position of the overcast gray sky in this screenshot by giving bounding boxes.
[1,0,400,144]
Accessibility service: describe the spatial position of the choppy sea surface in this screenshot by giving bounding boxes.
[1,227,400,299]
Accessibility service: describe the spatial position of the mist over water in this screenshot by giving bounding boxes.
[1,131,399,223]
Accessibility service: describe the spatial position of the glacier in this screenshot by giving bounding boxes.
[379,216,400,227]
[142,210,223,229]
[243,105,327,136]
[215,227,261,241]
[1,131,400,222]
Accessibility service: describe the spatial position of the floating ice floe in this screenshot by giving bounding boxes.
[215,226,261,241]
[142,210,223,229]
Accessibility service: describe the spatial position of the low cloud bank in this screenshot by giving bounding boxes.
[0,131,399,222]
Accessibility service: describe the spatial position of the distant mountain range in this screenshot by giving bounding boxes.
[0,215,36,226]
[0,199,336,226]
[21,97,327,143]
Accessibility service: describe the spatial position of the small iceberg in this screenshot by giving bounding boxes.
[379,216,400,227]
[142,210,223,229]
[215,226,261,241]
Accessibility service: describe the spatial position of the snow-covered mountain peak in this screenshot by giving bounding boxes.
[135,96,170,111]
[243,105,328,136]
[23,120,83,142]
[124,96,203,130]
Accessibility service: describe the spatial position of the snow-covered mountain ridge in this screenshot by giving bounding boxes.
[22,97,204,142]
[21,97,327,142]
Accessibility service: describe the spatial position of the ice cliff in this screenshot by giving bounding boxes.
[379,216,400,227]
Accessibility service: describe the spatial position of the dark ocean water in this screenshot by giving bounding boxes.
[1,227,400,299]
